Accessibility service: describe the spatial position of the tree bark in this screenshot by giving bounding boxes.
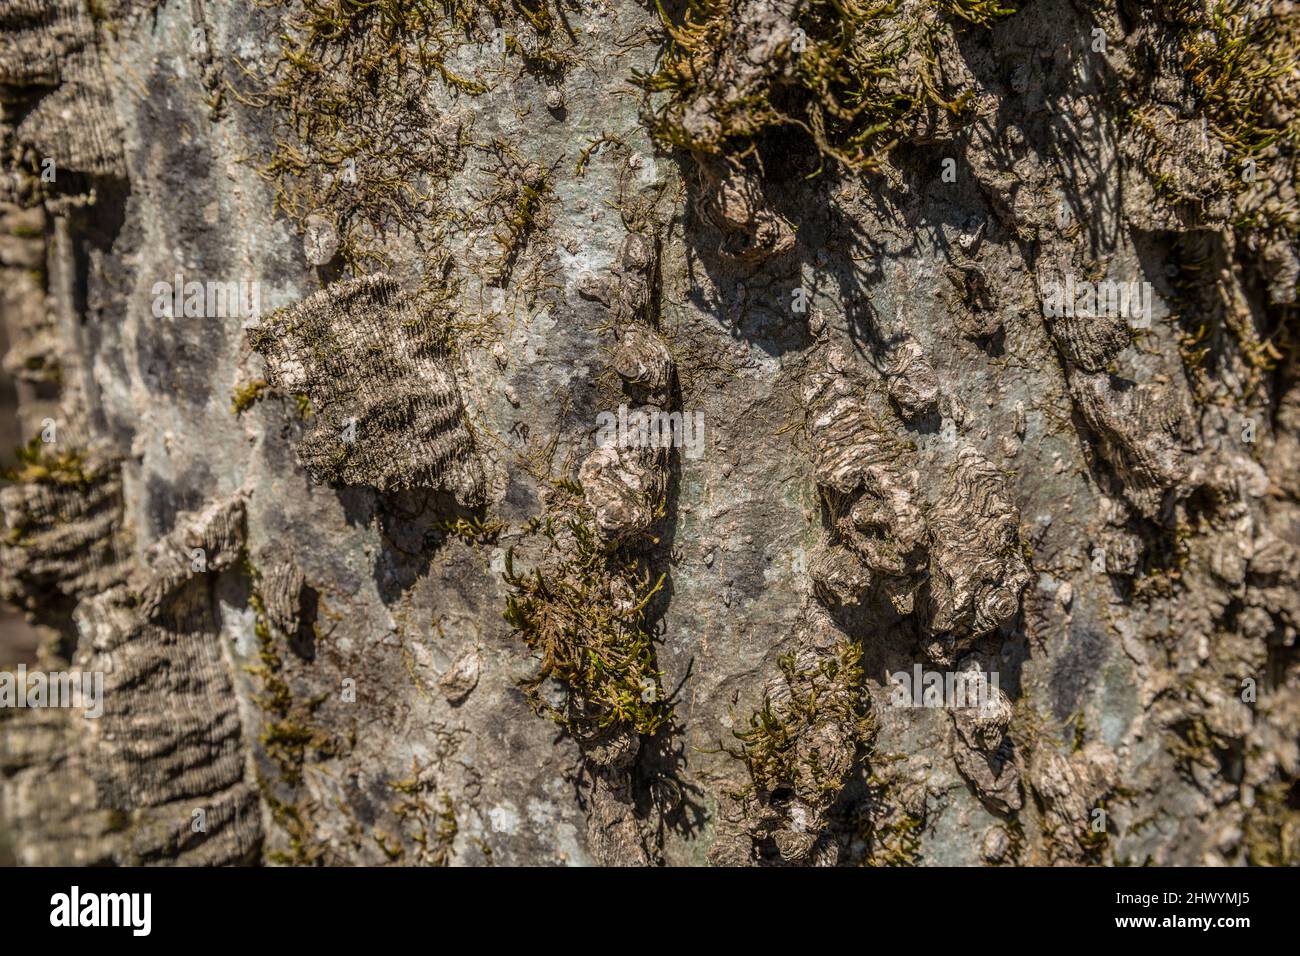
[0,0,1297,867]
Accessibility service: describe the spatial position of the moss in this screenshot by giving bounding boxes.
[641,0,994,174]
[2,437,100,489]
[1122,105,1225,220]
[436,513,505,545]
[575,133,620,177]
[843,750,927,866]
[470,139,556,285]
[471,836,495,863]
[1243,778,1300,866]
[863,810,923,866]
[372,829,405,861]
[244,567,334,790]
[230,379,268,415]
[657,305,742,407]
[941,0,1017,27]
[388,770,460,865]
[1179,3,1296,163]
[502,491,669,739]
[1070,710,1087,753]
[244,1,578,275]
[732,641,873,802]
[434,795,459,853]
[259,780,327,865]
[246,1,478,271]
[498,4,580,78]
[1167,1,1300,243]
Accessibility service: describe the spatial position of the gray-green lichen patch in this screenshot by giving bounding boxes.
[247,274,485,505]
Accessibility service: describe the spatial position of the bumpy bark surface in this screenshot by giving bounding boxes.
[0,0,1297,867]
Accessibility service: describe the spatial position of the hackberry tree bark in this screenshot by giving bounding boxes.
[1,0,1296,866]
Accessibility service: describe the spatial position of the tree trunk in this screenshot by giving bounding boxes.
[0,0,1297,867]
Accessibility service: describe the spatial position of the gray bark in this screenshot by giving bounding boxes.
[0,0,1297,867]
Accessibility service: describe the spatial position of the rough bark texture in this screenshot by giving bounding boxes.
[0,0,1297,867]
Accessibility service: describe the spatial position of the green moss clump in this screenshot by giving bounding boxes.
[247,1,479,271]
[485,0,579,78]
[1243,778,1300,866]
[436,513,505,545]
[472,140,556,284]
[862,808,923,866]
[1164,233,1282,404]
[388,769,460,866]
[243,567,336,865]
[2,437,99,489]
[642,0,1002,174]
[502,498,668,738]
[245,1,577,273]
[1180,3,1296,163]
[230,379,268,415]
[244,572,334,790]
[372,829,405,861]
[1174,2,1299,239]
[260,782,328,865]
[941,0,1018,27]
[733,641,873,803]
